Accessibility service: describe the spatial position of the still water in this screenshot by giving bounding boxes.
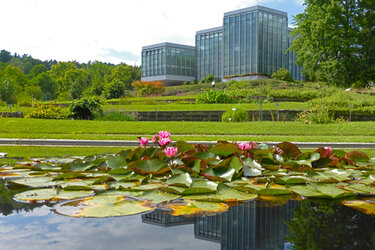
[1,192,375,250]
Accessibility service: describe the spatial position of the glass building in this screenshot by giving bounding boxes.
[223,5,289,78]
[141,6,304,84]
[196,27,223,82]
[141,42,196,85]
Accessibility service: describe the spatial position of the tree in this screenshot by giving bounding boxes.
[30,72,57,100]
[28,64,48,79]
[105,65,134,91]
[0,66,24,104]
[50,62,88,99]
[289,0,375,86]
[0,50,12,63]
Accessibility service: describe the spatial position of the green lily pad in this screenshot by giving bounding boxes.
[14,188,94,202]
[209,143,240,156]
[7,176,56,188]
[229,157,243,173]
[243,158,264,177]
[129,159,170,175]
[140,190,181,204]
[275,176,309,185]
[277,142,301,158]
[187,183,257,202]
[108,181,137,190]
[182,179,218,195]
[130,183,165,191]
[159,186,187,195]
[257,185,292,196]
[341,183,375,195]
[107,155,127,169]
[166,173,193,188]
[54,195,155,218]
[291,184,353,199]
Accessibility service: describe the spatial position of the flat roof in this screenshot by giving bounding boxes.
[196,26,223,35]
[142,42,195,50]
[224,5,287,17]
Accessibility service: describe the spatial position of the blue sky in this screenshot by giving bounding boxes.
[0,0,305,65]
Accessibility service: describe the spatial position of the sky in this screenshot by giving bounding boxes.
[0,0,305,65]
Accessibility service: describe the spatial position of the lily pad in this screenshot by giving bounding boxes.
[163,200,229,216]
[129,159,170,175]
[7,176,56,188]
[182,179,218,195]
[14,188,94,202]
[166,173,193,188]
[291,184,353,199]
[140,190,181,204]
[209,142,240,156]
[54,195,155,217]
[342,199,375,215]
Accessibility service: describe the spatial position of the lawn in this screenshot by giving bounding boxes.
[1,118,375,143]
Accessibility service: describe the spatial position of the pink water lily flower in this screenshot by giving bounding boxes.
[164,146,178,157]
[238,143,251,151]
[138,137,149,147]
[249,142,258,149]
[158,137,172,147]
[324,146,332,157]
[158,131,171,138]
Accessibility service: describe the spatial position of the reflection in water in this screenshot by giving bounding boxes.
[1,180,375,250]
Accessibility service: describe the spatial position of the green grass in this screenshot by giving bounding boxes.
[1,118,375,143]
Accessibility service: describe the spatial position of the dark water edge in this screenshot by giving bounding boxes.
[1,197,375,250]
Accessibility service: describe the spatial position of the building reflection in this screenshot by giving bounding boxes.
[141,200,299,250]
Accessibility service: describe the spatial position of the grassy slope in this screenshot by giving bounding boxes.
[0,118,375,142]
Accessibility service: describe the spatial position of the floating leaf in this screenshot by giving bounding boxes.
[257,185,292,196]
[275,176,309,185]
[107,155,127,169]
[342,199,375,215]
[108,181,137,190]
[182,179,218,195]
[340,183,375,195]
[130,183,165,191]
[209,143,239,156]
[160,186,186,195]
[243,158,264,177]
[194,152,216,160]
[229,157,243,173]
[187,183,257,202]
[164,200,228,216]
[291,184,353,199]
[140,190,180,204]
[129,159,170,175]
[345,151,370,162]
[7,176,56,188]
[166,173,193,188]
[55,195,155,218]
[277,142,301,158]
[14,188,94,202]
[174,141,194,153]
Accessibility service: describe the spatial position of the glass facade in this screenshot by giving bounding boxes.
[141,42,196,85]
[223,6,289,77]
[196,27,223,81]
[141,6,304,84]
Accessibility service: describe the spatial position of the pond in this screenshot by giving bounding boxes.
[1,189,375,250]
[1,139,375,249]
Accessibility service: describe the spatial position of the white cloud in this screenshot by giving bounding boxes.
[0,0,303,65]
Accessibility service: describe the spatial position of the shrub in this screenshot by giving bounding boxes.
[196,89,233,104]
[199,74,215,84]
[271,67,294,82]
[68,97,102,120]
[103,80,126,99]
[131,80,165,96]
[222,108,248,122]
[295,105,344,124]
[25,103,68,119]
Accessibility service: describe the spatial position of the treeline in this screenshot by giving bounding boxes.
[0,49,141,104]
